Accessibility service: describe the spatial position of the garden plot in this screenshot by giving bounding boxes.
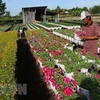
[0,31,17,99]
[53,28,100,55]
[31,23,39,29]
[26,23,40,30]
[37,22,62,30]
[12,24,20,30]
[26,29,100,100]
[0,25,9,30]
[46,22,80,29]
[33,22,100,55]
[34,22,83,45]
[26,23,35,30]
[0,25,13,31]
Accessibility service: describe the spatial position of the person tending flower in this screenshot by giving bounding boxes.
[80,11,100,57]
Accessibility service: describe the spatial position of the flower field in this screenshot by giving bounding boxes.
[25,28,100,100]
[0,21,100,100]
[0,31,17,99]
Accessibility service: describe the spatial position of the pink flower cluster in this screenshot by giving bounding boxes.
[42,67,60,89]
[63,77,77,86]
[80,49,87,55]
[42,66,78,100]
[50,50,63,56]
[74,28,87,37]
[56,93,63,100]
[95,74,100,79]
[62,77,77,96]
[62,87,73,96]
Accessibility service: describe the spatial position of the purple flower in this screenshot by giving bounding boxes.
[88,68,91,73]
[91,64,96,69]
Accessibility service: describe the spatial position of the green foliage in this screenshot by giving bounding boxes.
[0,31,17,99]
[0,0,6,16]
[47,4,100,17]
[89,5,100,14]
[5,11,11,17]
[26,28,100,100]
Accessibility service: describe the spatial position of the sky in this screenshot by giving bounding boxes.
[3,0,100,16]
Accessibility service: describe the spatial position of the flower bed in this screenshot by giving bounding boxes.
[0,31,17,99]
[26,29,100,100]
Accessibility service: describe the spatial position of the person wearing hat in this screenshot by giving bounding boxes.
[80,11,100,57]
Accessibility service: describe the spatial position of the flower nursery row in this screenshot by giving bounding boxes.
[32,22,100,57]
[0,25,13,32]
[26,23,39,30]
[0,31,17,99]
[25,28,100,100]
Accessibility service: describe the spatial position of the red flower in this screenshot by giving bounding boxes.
[80,49,86,55]
[71,80,77,86]
[63,77,71,83]
[40,58,45,62]
[95,74,100,79]
[50,77,56,86]
[55,84,60,89]
[55,93,63,100]
[45,77,49,84]
[62,87,73,96]
[51,50,63,56]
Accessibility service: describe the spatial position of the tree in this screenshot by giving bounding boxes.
[68,7,82,16]
[82,7,88,11]
[0,0,6,16]
[5,11,11,17]
[89,5,100,14]
[46,8,51,12]
[56,6,61,14]
[18,11,22,16]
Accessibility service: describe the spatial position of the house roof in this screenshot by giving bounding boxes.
[22,6,47,10]
[22,6,57,16]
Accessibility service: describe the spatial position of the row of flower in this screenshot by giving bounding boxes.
[12,24,22,31]
[51,22,81,26]
[26,29,100,100]
[0,25,13,32]
[54,28,100,48]
[26,23,39,30]
[39,22,60,27]
[0,31,17,99]
[37,22,62,30]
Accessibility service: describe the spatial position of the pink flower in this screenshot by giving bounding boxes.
[95,74,100,79]
[44,67,53,77]
[50,78,56,86]
[42,66,48,73]
[71,80,77,86]
[42,67,54,84]
[55,93,63,100]
[55,84,60,89]
[63,77,71,83]
[51,50,63,56]
[82,31,86,35]
[80,49,86,55]
[52,69,56,74]
[45,77,49,84]
[62,87,73,96]
[74,28,87,37]
[76,31,82,36]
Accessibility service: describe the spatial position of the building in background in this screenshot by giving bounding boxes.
[22,6,57,24]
